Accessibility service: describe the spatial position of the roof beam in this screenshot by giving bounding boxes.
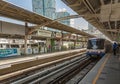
[0,3,8,10]
[108,22,114,37]
[100,0,105,5]
[69,3,80,7]
[106,29,120,33]
[115,0,119,3]
[116,21,120,38]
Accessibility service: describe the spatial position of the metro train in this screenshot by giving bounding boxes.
[86,38,112,57]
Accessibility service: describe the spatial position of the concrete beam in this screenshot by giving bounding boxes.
[106,29,120,32]
[115,0,119,3]
[100,0,105,5]
[69,3,80,7]
[100,3,120,22]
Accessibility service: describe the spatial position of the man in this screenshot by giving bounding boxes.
[113,42,118,56]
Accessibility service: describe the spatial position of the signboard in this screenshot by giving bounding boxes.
[56,32,62,38]
[0,48,20,57]
[37,30,52,37]
[0,39,8,44]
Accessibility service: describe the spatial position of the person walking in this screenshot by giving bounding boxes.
[113,42,118,56]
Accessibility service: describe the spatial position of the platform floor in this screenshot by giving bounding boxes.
[79,53,120,84]
[96,55,120,84]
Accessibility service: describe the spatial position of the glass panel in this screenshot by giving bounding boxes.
[87,39,105,49]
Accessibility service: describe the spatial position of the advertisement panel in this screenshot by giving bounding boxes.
[0,48,20,57]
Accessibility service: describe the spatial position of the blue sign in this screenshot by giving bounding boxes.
[0,48,18,57]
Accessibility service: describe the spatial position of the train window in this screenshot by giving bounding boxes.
[96,39,105,49]
[87,39,105,49]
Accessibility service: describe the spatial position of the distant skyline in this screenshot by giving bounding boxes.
[2,0,88,30]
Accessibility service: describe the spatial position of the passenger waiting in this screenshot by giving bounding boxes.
[113,42,118,56]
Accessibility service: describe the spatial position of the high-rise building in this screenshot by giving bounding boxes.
[32,0,70,32]
[56,11,70,26]
[32,0,56,19]
[32,0,44,15]
[32,0,56,32]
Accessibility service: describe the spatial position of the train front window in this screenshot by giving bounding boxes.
[96,39,105,49]
[87,39,105,49]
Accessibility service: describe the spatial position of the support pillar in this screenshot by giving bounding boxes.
[24,35,28,54]
[60,31,63,51]
[82,37,84,48]
[68,34,71,50]
[74,34,78,49]
[24,22,28,55]
[85,37,88,47]
[8,38,11,48]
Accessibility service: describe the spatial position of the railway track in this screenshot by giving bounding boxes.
[0,51,85,84]
[46,57,91,84]
[26,56,89,84]
[8,56,100,84]
[46,58,98,84]
[66,58,100,84]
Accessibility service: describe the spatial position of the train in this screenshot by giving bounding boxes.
[86,38,112,57]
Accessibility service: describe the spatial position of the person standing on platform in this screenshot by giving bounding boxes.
[113,42,118,56]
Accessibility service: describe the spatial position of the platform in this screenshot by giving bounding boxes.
[0,48,85,69]
[0,48,86,82]
[79,53,120,84]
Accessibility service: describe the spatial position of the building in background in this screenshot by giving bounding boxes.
[32,0,58,32]
[32,0,56,19]
[32,0,44,16]
[56,11,70,26]
[32,0,71,32]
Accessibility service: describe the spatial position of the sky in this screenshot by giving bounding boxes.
[2,0,88,30]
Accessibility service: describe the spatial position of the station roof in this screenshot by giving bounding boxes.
[62,0,120,41]
[0,1,94,38]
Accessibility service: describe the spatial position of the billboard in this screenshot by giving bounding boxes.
[0,48,20,57]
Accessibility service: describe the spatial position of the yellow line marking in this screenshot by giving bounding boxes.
[92,55,110,84]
